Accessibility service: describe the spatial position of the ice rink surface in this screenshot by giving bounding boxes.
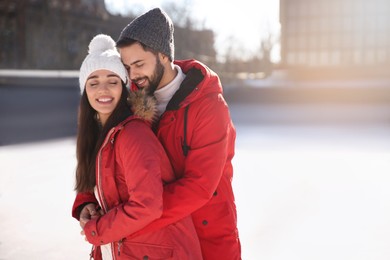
[1,122,390,260]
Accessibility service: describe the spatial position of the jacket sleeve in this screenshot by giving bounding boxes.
[83,121,164,245]
[130,93,234,237]
[72,191,98,220]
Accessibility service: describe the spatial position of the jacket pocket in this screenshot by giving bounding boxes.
[192,201,236,238]
[120,241,174,259]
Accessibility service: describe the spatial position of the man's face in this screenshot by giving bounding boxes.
[119,42,164,95]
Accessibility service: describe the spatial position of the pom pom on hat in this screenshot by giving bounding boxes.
[88,34,116,54]
[79,34,127,93]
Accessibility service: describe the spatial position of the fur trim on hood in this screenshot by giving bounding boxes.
[128,89,158,123]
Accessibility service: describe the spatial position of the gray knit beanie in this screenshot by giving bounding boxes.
[117,8,174,61]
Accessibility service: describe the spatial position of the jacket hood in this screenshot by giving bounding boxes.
[107,90,157,139]
[160,59,223,111]
[173,59,223,105]
[128,89,158,123]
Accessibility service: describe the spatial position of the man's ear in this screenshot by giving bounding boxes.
[158,53,170,64]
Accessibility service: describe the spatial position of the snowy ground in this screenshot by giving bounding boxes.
[1,123,390,260]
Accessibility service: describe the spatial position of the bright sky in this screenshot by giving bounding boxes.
[104,0,280,62]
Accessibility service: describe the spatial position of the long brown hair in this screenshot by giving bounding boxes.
[74,82,132,193]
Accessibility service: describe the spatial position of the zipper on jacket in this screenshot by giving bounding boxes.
[96,128,115,213]
[104,137,115,169]
[95,124,128,260]
[117,239,123,256]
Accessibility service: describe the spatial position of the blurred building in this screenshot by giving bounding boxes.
[228,0,390,107]
[0,0,216,69]
[0,0,128,69]
[279,0,390,79]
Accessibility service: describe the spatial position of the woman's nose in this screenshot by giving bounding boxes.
[97,83,109,92]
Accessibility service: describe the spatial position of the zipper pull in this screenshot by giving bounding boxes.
[89,245,95,260]
[118,239,122,256]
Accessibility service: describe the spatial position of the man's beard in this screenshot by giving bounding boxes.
[146,57,165,96]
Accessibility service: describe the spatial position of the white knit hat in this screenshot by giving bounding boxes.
[79,34,127,93]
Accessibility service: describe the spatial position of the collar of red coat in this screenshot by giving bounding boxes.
[129,59,223,111]
[170,59,222,109]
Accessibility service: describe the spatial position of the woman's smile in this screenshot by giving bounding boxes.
[96,96,114,104]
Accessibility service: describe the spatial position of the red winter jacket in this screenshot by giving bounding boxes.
[72,100,202,260]
[129,59,241,260]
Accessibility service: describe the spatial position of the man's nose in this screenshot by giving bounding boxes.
[129,68,139,82]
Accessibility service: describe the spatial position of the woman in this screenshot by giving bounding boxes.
[71,34,202,260]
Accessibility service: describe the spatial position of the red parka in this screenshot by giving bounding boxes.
[72,97,202,260]
[129,59,241,260]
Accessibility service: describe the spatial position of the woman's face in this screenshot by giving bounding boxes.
[85,69,122,126]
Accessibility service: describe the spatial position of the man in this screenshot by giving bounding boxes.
[116,8,241,260]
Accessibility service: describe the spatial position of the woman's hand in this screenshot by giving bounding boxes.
[79,204,103,241]
[79,203,101,229]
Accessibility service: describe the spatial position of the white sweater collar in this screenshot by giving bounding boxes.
[154,65,186,116]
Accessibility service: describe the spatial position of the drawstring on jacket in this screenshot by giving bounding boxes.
[181,105,191,156]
